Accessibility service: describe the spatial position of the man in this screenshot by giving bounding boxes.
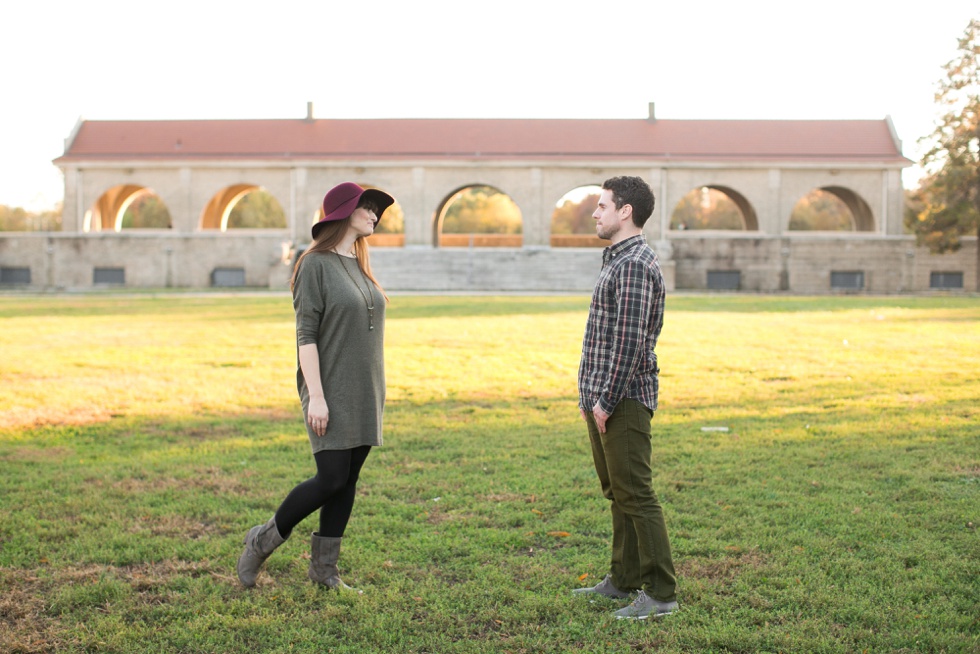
[573,176,678,620]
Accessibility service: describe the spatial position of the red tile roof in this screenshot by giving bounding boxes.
[55,118,911,165]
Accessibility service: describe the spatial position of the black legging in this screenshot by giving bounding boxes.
[274,445,371,539]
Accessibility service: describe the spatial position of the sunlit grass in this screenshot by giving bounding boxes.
[0,293,977,653]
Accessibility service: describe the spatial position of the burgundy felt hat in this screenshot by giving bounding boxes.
[313,182,395,240]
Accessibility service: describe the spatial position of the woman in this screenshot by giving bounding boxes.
[237,181,393,591]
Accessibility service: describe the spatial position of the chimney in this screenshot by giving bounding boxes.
[306,102,314,122]
[648,102,656,121]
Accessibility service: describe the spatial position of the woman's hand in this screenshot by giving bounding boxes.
[298,344,328,437]
[308,396,329,437]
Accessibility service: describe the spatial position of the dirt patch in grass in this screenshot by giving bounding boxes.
[425,509,454,525]
[126,514,230,539]
[0,406,114,431]
[424,509,485,526]
[139,409,298,439]
[0,569,75,653]
[481,493,535,503]
[0,558,230,651]
[950,464,980,478]
[678,549,768,583]
[0,407,297,434]
[0,446,74,463]
[83,466,253,496]
[389,459,438,474]
[119,559,221,584]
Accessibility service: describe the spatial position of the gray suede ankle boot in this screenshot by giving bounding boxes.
[237,517,287,587]
[308,532,361,593]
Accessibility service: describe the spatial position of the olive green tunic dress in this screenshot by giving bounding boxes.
[292,251,385,452]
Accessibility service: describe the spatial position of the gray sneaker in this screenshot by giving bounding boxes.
[572,574,630,599]
[613,590,678,620]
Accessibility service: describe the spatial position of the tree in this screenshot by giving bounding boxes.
[907,18,980,290]
[0,203,62,231]
[35,205,62,231]
[371,197,404,234]
[0,204,29,231]
[441,187,522,234]
[226,190,286,229]
[121,195,172,229]
[789,190,853,231]
[551,192,600,234]
[670,187,743,230]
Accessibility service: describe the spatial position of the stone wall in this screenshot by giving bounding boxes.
[669,234,977,293]
[369,247,651,292]
[0,232,291,290]
[0,233,975,293]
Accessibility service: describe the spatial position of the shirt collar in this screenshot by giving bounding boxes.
[603,233,646,263]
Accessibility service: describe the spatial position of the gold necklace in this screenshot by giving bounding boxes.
[334,252,375,331]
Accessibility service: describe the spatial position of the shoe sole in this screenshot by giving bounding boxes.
[614,609,677,620]
[573,590,631,600]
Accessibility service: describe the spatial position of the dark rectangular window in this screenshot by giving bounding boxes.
[212,267,246,287]
[930,271,963,289]
[707,270,740,290]
[93,267,125,285]
[0,267,31,284]
[830,271,864,290]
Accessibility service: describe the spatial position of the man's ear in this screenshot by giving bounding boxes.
[620,203,633,222]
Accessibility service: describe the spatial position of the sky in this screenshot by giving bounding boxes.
[1,0,976,211]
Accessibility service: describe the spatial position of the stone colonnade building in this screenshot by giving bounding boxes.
[0,107,975,292]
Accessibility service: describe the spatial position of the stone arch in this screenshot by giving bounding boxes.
[200,184,286,231]
[84,185,172,232]
[670,185,759,231]
[550,184,603,247]
[432,184,523,248]
[794,186,874,232]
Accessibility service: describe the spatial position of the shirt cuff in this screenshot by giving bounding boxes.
[297,333,318,347]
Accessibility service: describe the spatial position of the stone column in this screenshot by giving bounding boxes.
[62,167,81,232]
[647,167,665,241]
[291,167,308,242]
[523,167,546,247]
[649,167,675,291]
[767,169,782,235]
[404,166,430,247]
[175,167,194,232]
[884,169,905,236]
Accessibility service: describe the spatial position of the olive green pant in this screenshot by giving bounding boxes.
[586,398,677,602]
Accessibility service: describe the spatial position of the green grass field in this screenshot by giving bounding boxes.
[1,293,978,653]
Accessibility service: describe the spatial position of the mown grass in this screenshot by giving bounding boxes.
[0,293,978,653]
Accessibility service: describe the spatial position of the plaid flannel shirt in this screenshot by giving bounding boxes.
[578,234,665,415]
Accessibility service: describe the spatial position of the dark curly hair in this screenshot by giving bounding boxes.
[602,176,655,228]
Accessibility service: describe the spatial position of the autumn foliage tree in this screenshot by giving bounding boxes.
[373,202,404,234]
[789,190,853,231]
[0,203,62,231]
[670,187,743,230]
[907,18,980,289]
[441,186,522,234]
[120,195,171,229]
[226,190,285,229]
[551,192,600,234]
